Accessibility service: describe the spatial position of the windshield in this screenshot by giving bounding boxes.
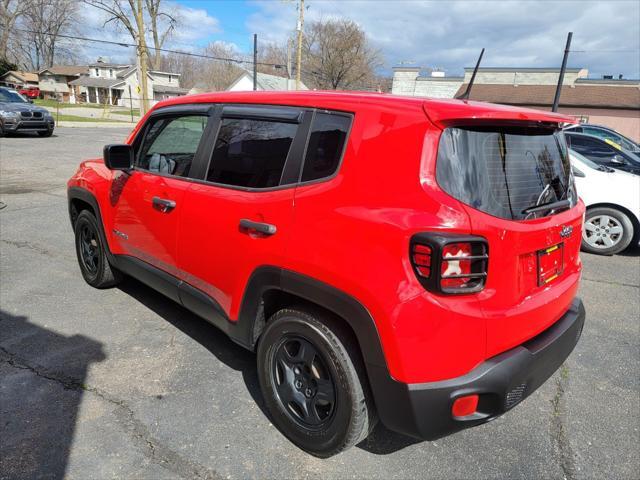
[0,89,28,103]
[569,148,602,170]
[436,125,575,220]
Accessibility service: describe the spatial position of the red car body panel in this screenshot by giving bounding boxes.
[69,91,583,386]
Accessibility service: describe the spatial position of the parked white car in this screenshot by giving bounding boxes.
[571,149,640,255]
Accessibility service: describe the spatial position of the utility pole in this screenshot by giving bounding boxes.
[134,0,150,115]
[253,33,258,91]
[552,32,573,112]
[295,0,304,90]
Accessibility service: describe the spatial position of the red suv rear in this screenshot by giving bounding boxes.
[67,92,585,457]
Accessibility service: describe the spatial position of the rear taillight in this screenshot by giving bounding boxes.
[410,234,488,294]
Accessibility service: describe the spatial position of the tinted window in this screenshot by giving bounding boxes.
[301,113,351,182]
[437,126,574,220]
[207,118,297,188]
[138,115,207,177]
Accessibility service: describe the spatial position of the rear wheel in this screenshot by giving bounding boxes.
[74,210,121,287]
[582,207,634,255]
[257,308,375,457]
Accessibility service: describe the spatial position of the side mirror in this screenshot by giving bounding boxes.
[611,154,627,165]
[104,144,133,170]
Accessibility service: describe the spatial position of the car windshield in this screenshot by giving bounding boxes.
[569,149,602,170]
[0,89,28,103]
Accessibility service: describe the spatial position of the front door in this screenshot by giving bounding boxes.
[111,111,210,276]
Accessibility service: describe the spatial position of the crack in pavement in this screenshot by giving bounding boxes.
[550,364,577,480]
[582,277,639,288]
[0,239,54,257]
[0,346,222,480]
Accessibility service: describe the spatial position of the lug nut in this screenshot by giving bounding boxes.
[295,380,303,389]
[305,388,313,397]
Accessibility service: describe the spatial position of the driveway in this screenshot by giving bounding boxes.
[0,128,638,479]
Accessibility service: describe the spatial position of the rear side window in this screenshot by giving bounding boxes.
[301,113,351,182]
[137,115,207,177]
[206,118,297,188]
[436,126,573,220]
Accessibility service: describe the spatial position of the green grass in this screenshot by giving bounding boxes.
[54,114,128,123]
[34,99,140,116]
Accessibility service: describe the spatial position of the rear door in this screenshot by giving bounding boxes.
[110,108,210,279]
[177,105,312,319]
[436,124,583,356]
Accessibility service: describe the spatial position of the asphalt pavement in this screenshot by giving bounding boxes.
[1,128,638,479]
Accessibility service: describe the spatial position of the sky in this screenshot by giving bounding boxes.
[79,0,640,79]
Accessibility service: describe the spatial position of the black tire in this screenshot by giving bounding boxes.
[257,308,376,457]
[74,210,122,288]
[581,206,634,255]
[37,129,53,137]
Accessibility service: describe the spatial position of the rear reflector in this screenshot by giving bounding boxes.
[452,394,479,417]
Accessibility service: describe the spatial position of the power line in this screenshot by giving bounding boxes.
[14,28,287,68]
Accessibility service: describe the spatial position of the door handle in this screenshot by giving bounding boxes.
[152,196,176,213]
[239,219,277,235]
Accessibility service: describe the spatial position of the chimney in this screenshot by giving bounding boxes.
[619,74,623,80]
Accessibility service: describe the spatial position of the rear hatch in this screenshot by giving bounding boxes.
[434,118,583,357]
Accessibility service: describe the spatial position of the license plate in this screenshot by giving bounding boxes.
[537,243,564,286]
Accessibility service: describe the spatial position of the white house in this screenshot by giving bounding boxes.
[38,65,87,101]
[68,59,188,107]
[391,67,464,98]
[227,70,307,91]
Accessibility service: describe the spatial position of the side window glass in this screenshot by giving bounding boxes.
[137,115,207,178]
[206,118,297,188]
[301,113,351,182]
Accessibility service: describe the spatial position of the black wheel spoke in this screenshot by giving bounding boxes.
[271,335,337,428]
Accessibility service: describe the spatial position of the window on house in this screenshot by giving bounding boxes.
[95,68,99,76]
[109,69,113,78]
[206,118,298,188]
[301,113,351,182]
[168,75,172,83]
[137,115,208,178]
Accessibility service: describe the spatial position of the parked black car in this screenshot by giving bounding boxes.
[564,132,640,175]
[564,123,639,153]
[0,87,55,137]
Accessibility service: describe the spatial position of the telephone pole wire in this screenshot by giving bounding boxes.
[296,0,305,90]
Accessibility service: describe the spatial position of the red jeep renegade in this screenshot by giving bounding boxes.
[68,91,585,457]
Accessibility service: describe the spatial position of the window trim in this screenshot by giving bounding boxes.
[296,109,354,186]
[132,108,213,180]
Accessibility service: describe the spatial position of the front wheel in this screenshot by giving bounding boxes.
[74,210,122,288]
[582,207,634,255]
[37,129,53,137]
[257,308,376,457]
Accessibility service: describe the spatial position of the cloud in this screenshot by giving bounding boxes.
[247,0,640,78]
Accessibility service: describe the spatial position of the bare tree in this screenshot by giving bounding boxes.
[0,0,28,63]
[145,0,177,70]
[199,42,243,91]
[20,0,79,70]
[302,19,383,90]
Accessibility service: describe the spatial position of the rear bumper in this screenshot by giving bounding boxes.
[369,297,585,440]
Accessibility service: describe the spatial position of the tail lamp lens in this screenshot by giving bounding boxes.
[411,244,432,278]
[410,235,488,294]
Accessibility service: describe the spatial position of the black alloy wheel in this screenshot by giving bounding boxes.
[272,335,336,428]
[79,223,99,276]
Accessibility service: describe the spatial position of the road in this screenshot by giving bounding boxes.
[1,128,638,479]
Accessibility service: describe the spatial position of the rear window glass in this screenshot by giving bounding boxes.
[207,118,297,188]
[301,113,351,182]
[436,126,573,220]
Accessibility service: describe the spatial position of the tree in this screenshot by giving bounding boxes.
[0,0,28,64]
[302,19,383,90]
[82,0,175,113]
[21,0,79,70]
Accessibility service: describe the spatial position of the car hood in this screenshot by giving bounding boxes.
[0,102,49,114]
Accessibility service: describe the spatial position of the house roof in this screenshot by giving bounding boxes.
[453,83,640,110]
[39,65,87,76]
[228,71,307,91]
[462,67,584,73]
[69,76,124,88]
[154,85,189,94]
[1,70,39,83]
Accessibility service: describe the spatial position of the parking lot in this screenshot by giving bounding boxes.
[1,127,638,479]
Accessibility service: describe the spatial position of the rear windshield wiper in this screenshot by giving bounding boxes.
[522,199,571,215]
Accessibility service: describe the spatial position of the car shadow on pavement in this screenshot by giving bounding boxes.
[117,277,423,456]
[0,310,106,478]
[619,244,640,257]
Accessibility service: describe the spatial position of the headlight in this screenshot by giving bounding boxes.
[44,111,54,118]
[0,110,19,118]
